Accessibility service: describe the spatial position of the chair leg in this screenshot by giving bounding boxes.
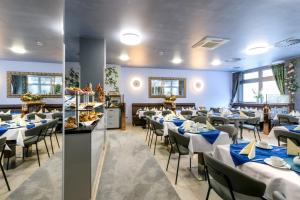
[175,155,181,185]
[50,136,54,154]
[145,126,149,142]
[44,139,50,158]
[256,127,261,141]
[189,157,192,171]
[6,157,9,170]
[147,130,152,146]
[150,132,155,148]
[166,146,172,171]
[240,127,243,139]
[253,129,257,141]
[205,187,211,200]
[154,135,158,155]
[54,132,60,148]
[0,163,10,191]
[35,143,40,167]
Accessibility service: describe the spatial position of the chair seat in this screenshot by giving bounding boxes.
[241,124,256,130]
[210,179,264,200]
[173,145,189,155]
[154,129,164,136]
[23,136,39,146]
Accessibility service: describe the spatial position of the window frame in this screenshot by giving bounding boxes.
[148,77,186,98]
[238,66,276,103]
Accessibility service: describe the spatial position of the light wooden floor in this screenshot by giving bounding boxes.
[115,124,277,200]
[0,134,62,199]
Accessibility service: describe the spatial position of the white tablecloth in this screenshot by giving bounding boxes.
[213,145,300,200]
[0,120,52,147]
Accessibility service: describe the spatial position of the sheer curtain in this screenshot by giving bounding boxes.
[271,63,286,95]
[230,72,242,104]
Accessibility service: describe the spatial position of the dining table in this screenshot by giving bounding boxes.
[213,144,300,200]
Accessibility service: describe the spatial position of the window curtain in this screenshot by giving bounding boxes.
[230,72,242,104]
[271,63,286,95]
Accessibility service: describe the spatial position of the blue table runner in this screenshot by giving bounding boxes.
[285,125,300,134]
[178,126,221,144]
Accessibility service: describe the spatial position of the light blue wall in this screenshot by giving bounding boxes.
[120,67,232,122]
[0,60,63,104]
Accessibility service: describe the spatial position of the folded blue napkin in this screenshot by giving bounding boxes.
[178,126,220,144]
[41,120,47,124]
[26,124,35,129]
[0,126,8,136]
[172,119,185,126]
[285,125,300,134]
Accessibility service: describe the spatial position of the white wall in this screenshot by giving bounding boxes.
[120,67,232,122]
[0,60,63,104]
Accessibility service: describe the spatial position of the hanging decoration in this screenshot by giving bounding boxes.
[285,59,298,103]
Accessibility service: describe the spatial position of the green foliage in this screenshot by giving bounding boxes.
[66,68,79,87]
[105,67,119,92]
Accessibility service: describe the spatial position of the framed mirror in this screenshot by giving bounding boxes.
[7,71,63,98]
[149,77,186,98]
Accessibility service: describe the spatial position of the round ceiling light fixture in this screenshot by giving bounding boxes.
[119,53,130,61]
[171,57,183,64]
[120,33,142,46]
[211,59,222,66]
[245,42,271,55]
[9,45,27,54]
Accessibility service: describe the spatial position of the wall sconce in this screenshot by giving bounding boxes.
[131,78,142,89]
[194,80,203,91]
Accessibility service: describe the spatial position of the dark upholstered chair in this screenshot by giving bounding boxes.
[143,111,156,144]
[274,129,300,146]
[242,111,256,117]
[277,114,299,126]
[210,116,230,126]
[273,191,286,200]
[180,110,193,120]
[197,110,208,116]
[45,119,60,154]
[23,123,50,166]
[216,125,238,144]
[192,116,207,124]
[150,120,164,155]
[0,114,12,121]
[0,137,10,191]
[26,113,46,120]
[162,110,172,116]
[203,153,266,200]
[240,117,261,141]
[166,129,191,184]
[210,107,221,113]
[52,112,62,133]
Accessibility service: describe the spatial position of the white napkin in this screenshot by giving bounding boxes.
[206,121,216,130]
[0,111,4,114]
[5,110,11,115]
[289,110,295,116]
[38,109,43,113]
[239,111,249,118]
[44,108,49,113]
[19,118,27,127]
[12,115,21,123]
[287,139,300,156]
[35,115,43,122]
[240,141,256,159]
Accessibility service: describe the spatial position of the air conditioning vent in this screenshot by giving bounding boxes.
[225,58,242,63]
[274,37,300,48]
[192,36,230,50]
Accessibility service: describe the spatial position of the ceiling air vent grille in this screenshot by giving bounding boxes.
[275,37,300,48]
[192,36,230,50]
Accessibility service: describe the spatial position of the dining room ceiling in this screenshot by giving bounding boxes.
[0,0,63,63]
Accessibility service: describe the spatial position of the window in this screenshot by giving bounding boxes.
[239,67,280,103]
[149,77,186,98]
[27,75,62,95]
[244,71,259,80]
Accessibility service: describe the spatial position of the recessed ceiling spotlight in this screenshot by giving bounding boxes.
[171,57,183,64]
[9,45,27,54]
[36,41,43,47]
[120,32,142,46]
[119,53,130,61]
[245,42,271,55]
[211,59,222,66]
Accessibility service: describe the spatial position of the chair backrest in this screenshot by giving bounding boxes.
[162,110,172,116]
[273,191,286,200]
[197,110,207,117]
[151,119,164,132]
[172,130,190,151]
[230,109,240,115]
[180,110,193,116]
[278,114,298,124]
[26,113,35,120]
[274,130,300,145]
[143,111,156,117]
[210,107,220,113]
[168,129,177,146]
[191,116,207,124]
[0,114,12,121]
[242,111,256,117]
[0,137,6,153]
[25,123,48,138]
[203,153,266,198]
[52,112,62,120]
[216,125,237,139]
[245,117,260,125]
[210,116,229,126]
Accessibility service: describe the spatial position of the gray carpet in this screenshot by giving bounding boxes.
[96,132,181,200]
[7,152,62,200]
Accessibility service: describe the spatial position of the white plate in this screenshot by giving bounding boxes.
[255,144,273,150]
[264,158,291,169]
